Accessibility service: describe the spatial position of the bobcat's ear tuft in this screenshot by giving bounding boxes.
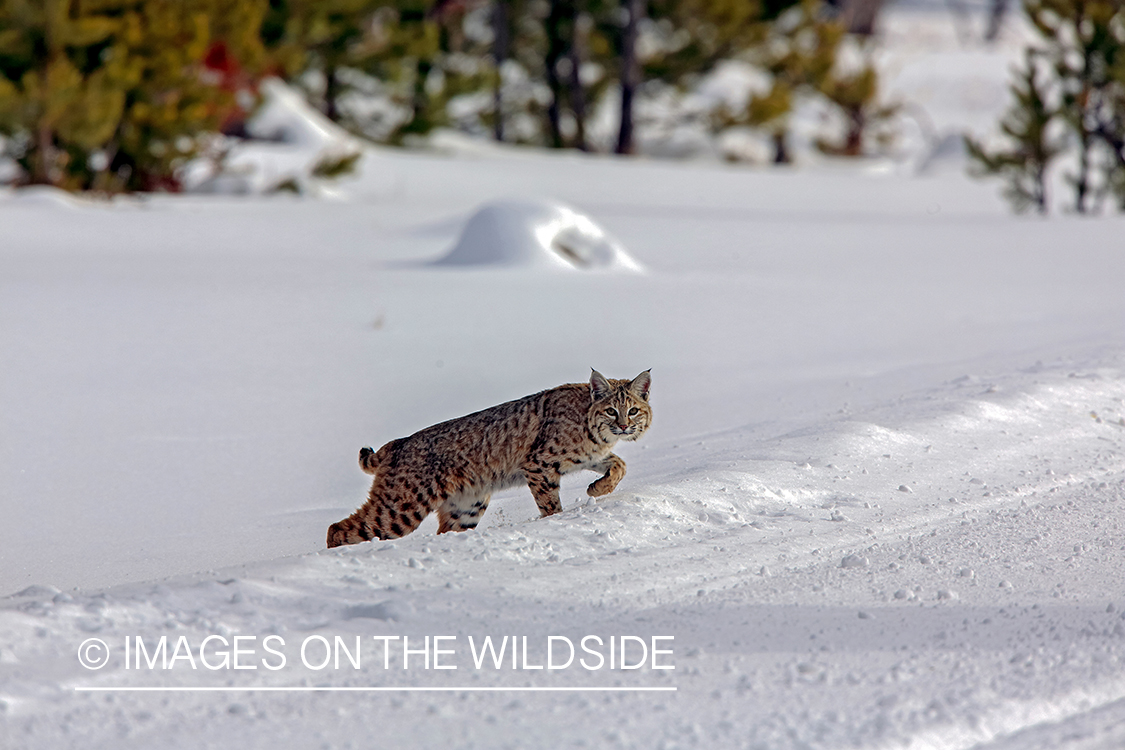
[629,369,651,401]
[590,368,612,401]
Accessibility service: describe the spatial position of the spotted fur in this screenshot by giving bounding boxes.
[326,369,652,548]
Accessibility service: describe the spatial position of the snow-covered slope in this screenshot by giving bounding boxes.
[3,350,1124,749]
[3,5,1125,749]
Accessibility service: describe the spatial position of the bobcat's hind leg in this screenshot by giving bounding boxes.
[436,492,491,534]
[587,454,626,498]
[327,478,435,548]
[327,513,382,548]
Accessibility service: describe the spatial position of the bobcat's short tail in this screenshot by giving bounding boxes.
[359,446,380,475]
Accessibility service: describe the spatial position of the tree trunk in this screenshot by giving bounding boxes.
[492,0,509,141]
[1075,127,1091,214]
[408,58,433,135]
[1033,159,1048,214]
[1095,123,1125,210]
[31,122,55,185]
[984,0,1009,42]
[844,108,864,157]
[544,0,567,148]
[616,0,645,155]
[324,64,340,123]
[772,131,790,164]
[568,15,588,152]
[840,0,883,36]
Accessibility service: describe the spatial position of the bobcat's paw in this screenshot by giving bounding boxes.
[327,517,380,547]
[586,477,618,498]
[327,521,350,548]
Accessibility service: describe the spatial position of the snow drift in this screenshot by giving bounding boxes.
[436,199,644,272]
[183,78,364,196]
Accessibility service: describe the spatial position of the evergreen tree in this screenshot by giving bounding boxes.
[969,0,1125,213]
[644,0,772,84]
[495,0,615,150]
[712,0,894,163]
[1030,0,1125,213]
[272,0,499,144]
[815,44,898,157]
[593,0,775,156]
[965,49,1061,213]
[114,0,267,191]
[0,0,266,192]
[489,0,549,144]
[642,0,893,162]
[0,0,135,188]
[747,0,837,163]
[266,0,386,122]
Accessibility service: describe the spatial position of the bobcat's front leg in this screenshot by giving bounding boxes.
[587,453,626,498]
[522,456,563,517]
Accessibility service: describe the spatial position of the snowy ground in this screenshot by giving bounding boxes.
[3,5,1125,750]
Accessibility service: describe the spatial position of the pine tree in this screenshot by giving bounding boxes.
[0,0,266,192]
[0,0,135,188]
[271,0,503,144]
[1106,46,1125,209]
[1031,0,1122,213]
[644,0,893,163]
[718,0,845,163]
[815,46,898,157]
[489,0,615,150]
[264,0,384,123]
[594,0,774,156]
[965,49,1061,214]
[493,0,553,144]
[644,0,772,83]
[113,0,267,191]
[969,0,1125,213]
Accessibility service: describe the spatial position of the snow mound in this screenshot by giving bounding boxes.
[437,199,643,272]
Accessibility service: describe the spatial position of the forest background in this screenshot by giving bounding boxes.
[0,0,1122,214]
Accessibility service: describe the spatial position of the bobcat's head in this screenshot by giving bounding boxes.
[588,369,652,443]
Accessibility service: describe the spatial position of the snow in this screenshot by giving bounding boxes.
[3,5,1125,749]
[437,199,643,272]
[182,78,364,196]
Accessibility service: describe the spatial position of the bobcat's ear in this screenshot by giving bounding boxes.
[629,369,651,401]
[590,369,612,401]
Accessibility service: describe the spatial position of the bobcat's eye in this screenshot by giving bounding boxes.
[628,407,638,416]
[606,408,618,418]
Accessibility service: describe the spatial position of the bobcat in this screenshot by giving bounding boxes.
[326,369,651,548]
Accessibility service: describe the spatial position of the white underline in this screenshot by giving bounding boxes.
[74,686,677,693]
